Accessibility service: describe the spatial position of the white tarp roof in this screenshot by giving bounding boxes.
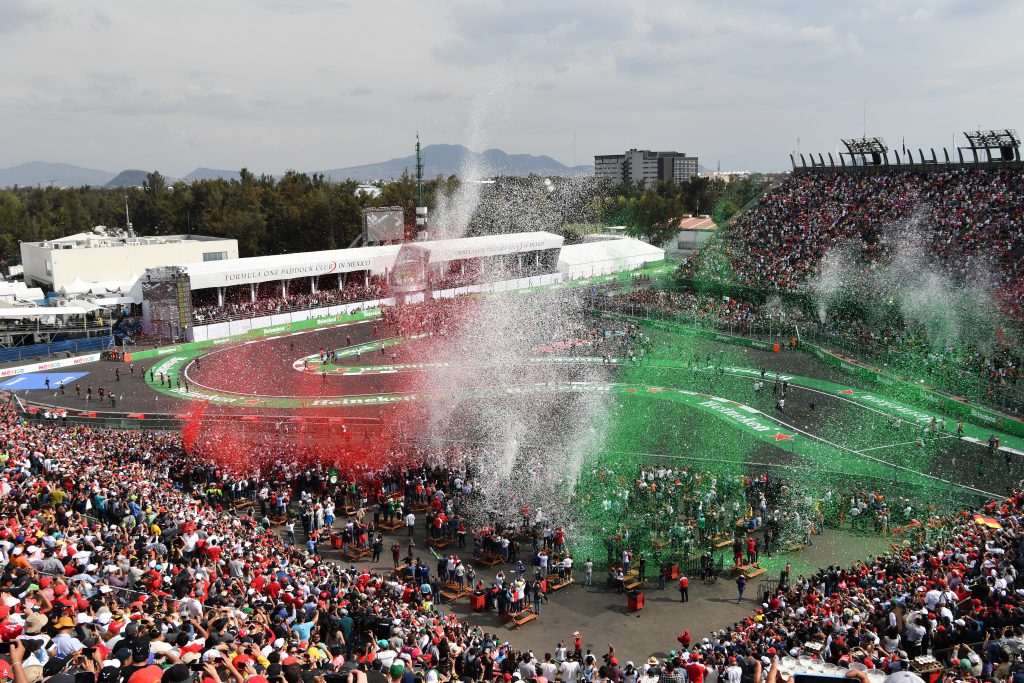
[90,296,137,306]
[62,277,91,295]
[421,232,563,264]
[557,237,665,268]
[62,276,137,296]
[179,231,564,290]
[0,281,45,301]
[0,306,95,319]
[13,288,45,301]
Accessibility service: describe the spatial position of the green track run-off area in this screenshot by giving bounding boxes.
[145,314,1023,504]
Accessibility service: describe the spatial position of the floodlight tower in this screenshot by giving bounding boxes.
[415,133,429,240]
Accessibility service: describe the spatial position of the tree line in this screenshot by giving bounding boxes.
[0,169,775,265]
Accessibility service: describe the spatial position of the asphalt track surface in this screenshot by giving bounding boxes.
[12,318,1024,500]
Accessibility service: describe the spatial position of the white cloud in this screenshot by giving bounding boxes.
[0,0,1019,174]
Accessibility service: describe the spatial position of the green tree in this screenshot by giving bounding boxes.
[0,191,29,260]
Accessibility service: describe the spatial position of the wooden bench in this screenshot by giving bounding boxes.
[787,543,805,552]
[410,502,429,513]
[714,535,734,549]
[391,564,412,580]
[427,536,454,549]
[745,567,766,579]
[623,577,645,591]
[439,582,470,602]
[503,606,538,629]
[476,552,505,567]
[378,519,403,532]
[233,499,255,510]
[341,546,372,562]
[512,612,538,628]
[547,575,573,592]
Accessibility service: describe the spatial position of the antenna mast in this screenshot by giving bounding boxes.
[124,191,133,236]
[414,133,428,239]
[415,133,424,207]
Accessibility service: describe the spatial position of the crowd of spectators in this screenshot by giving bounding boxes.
[590,287,1022,414]
[0,408,581,683]
[590,290,784,333]
[805,320,1022,413]
[193,283,389,324]
[380,299,470,339]
[2,393,1024,683]
[684,168,1024,315]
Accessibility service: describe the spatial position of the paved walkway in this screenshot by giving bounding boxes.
[273,507,891,665]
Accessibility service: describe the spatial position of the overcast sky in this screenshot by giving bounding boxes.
[2,0,1021,175]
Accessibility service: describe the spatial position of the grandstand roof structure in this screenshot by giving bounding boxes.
[180,231,565,291]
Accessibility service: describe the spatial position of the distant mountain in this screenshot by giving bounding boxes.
[322,144,591,181]
[105,169,151,188]
[182,167,241,182]
[0,162,116,188]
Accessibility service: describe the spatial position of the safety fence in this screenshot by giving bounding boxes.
[592,305,1024,440]
[797,326,1023,417]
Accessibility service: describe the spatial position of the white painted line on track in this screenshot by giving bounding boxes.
[962,436,1024,457]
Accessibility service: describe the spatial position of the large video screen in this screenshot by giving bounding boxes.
[364,209,404,242]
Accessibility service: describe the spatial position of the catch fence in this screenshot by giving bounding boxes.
[589,297,1023,418]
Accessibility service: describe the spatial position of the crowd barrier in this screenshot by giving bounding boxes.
[596,310,1024,440]
[0,335,112,364]
[800,341,1024,439]
[0,352,104,379]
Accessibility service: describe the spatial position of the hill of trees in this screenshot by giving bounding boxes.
[0,169,775,268]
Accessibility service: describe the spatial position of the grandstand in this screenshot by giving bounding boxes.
[1,134,1023,683]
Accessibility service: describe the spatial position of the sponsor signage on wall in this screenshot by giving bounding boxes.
[0,353,102,379]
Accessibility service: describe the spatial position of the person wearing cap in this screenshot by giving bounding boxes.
[684,653,707,683]
[724,657,742,683]
[607,657,623,683]
[47,616,84,657]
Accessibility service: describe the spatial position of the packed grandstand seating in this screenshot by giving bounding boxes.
[685,168,1024,315]
[192,283,390,323]
[592,289,783,332]
[2,402,1024,683]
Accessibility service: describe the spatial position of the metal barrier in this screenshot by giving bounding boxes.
[0,335,114,364]
[589,297,1023,417]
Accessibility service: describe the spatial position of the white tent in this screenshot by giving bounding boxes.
[421,232,563,264]
[557,238,665,278]
[61,277,92,296]
[66,300,102,312]
[0,281,45,302]
[13,288,45,302]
